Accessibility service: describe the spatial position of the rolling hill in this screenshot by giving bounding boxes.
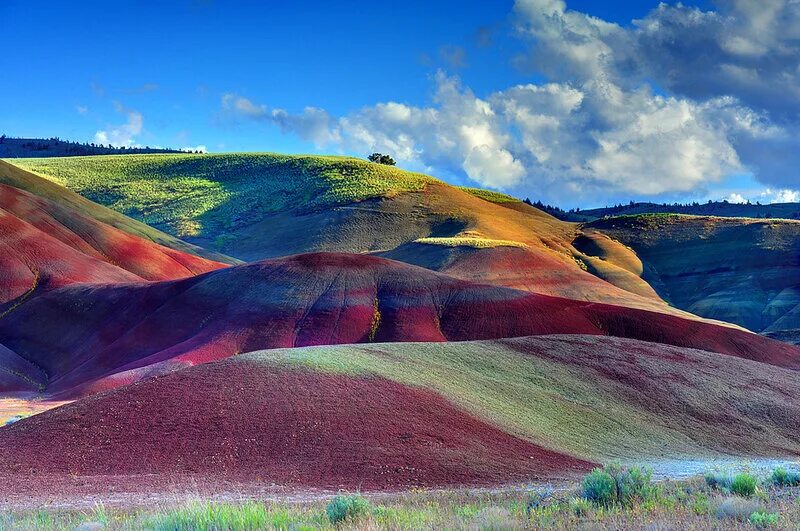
[1,252,796,398]
[0,159,235,264]
[2,154,699,318]
[2,151,800,491]
[587,214,800,338]
[0,182,225,302]
[2,335,798,490]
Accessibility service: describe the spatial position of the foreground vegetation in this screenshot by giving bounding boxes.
[2,465,799,529]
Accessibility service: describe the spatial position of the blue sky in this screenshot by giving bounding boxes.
[1,0,797,208]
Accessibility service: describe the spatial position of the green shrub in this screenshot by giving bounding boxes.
[611,464,653,502]
[326,494,370,524]
[771,467,800,487]
[581,468,617,507]
[749,511,780,528]
[580,464,653,508]
[731,473,758,497]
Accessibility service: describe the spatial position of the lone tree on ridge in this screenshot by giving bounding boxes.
[368,153,396,166]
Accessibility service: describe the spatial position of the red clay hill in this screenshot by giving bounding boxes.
[1,252,797,397]
[0,360,594,489]
[0,182,225,306]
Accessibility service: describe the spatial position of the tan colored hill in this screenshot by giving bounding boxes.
[587,214,800,334]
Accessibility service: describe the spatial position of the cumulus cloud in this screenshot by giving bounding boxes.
[726,193,747,204]
[220,95,339,147]
[271,107,341,147]
[513,0,800,189]
[725,188,800,204]
[760,188,800,203]
[221,0,800,202]
[94,102,143,146]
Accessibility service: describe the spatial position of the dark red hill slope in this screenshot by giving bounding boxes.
[1,253,796,396]
[0,362,594,489]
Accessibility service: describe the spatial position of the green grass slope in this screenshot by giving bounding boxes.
[7,155,760,330]
[0,160,236,264]
[6,154,436,241]
[241,335,800,462]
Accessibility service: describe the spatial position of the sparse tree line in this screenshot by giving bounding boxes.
[0,134,201,156]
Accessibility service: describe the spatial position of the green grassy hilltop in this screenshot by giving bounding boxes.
[6,153,439,239]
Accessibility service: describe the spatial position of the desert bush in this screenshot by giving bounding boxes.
[611,463,653,502]
[714,496,762,521]
[326,494,370,524]
[581,468,617,507]
[749,511,780,528]
[731,473,758,497]
[771,467,800,487]
[581,464,653,508]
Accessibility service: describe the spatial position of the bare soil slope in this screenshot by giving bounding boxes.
[0,362,594,489]
[588,215,800,334]
[3,335,798,490]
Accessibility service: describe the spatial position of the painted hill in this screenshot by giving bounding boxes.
[0,160,235,264]
[2,155,694,317]
[586,214,800,335]
[1,252,796,397]
[0,183,225,302]
[2,335,798,489]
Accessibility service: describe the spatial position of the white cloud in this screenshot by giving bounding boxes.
[221,93,267,118]
[726,193,747,204]
[760,188,800,204]
[76,105,88,115]
[270,107,341,147]
[220,1,800,202]
[94,103,143,147]
[724,188,800,204]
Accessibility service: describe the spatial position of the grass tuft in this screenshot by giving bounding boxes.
[731,473,758,498]
[771,467,800,487]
